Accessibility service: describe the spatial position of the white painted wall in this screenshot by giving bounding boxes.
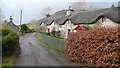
[99,17,118,27]
[66,10,73,16]
[39,23,48,32]
[47,21,59,32]
[60,20,77,38]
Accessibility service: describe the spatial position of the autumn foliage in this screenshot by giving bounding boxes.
[64,27,120,66]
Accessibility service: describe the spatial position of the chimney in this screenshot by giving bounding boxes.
[10,16,13,22]
[46,13,50,18]
[69,6,72,10]
[66,6,74,16]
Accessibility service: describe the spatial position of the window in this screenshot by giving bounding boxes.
[102,17,106,24]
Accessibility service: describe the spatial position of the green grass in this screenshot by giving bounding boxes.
[0,57,2,68]
[2,56,16,66]
[34,33,47,44]
[48,45,66,57]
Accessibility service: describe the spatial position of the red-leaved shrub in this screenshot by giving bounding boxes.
[64,27,120,66]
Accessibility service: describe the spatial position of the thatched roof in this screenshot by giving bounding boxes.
[44,19,54,25]
[54,16,69,25]
[52,8,109,25]
[99,7,120,23]
[38,18,47,25]
[69,8,109,25]
[50,10,67,19]
[39,7,120,26]
[39,10,68,26]
[2,21,19,30]
[69,7,120,25]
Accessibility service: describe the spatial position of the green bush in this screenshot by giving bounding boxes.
[81,25,91,30]
[55,31,60,38]
[40,31,61,38]
[0,28,20,57]
[26,29,35,33]
[51,30,56,37]
[31,29,35,32]
[50,30,61,38]
[21,24,29,32]
[46,32,50,36]
[39,32,50,35]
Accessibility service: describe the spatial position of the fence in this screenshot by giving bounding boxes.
[36,33,66,52]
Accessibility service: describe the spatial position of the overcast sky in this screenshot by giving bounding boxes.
[0,0,119,25]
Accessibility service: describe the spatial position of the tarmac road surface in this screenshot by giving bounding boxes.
[14,33,72,66]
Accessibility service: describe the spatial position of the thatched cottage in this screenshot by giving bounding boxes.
[2,16,19,31]
[69,7,119,27]
[38,7,120,38]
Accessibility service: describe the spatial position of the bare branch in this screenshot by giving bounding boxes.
[71,2,100,12]
[0,9,2,27]
[40,7,53,17]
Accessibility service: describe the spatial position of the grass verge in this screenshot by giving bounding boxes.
[48,45,66,57]
[2,45,20,67]
[0,57,2,67]
[2,56,16,67]
[34,33,66,57]
[34,33,47,44]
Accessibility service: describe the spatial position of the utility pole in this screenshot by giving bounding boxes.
[20,10,22,27]
[20,10,23,34]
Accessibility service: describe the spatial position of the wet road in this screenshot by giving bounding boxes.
[14,33,71,66]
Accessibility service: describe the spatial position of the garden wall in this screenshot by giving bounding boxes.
[36,33,65,52]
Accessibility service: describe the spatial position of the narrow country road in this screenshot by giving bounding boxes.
[14,33,72,66]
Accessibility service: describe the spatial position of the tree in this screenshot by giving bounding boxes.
[71,2,99,12]
[0,9,2,27]
[71,2,86,11]
[21,24,29,32]
[111,4,115,8]
[4,20,7,23]
[0,9,5,28]
[27,19,44,32]
[41,7,53,17]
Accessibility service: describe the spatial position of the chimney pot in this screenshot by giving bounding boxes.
[69,6,73,10]
[46,13,50,18]
[10,16,13,22]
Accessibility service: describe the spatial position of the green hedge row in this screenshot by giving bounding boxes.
[36,33,65,52]
[0,28,20,57]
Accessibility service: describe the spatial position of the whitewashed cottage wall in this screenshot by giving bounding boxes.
[39,23,48,32]
[40,23,45,26]
[60,20,77,38]
[98,17,118,27]
[47,21,60,32]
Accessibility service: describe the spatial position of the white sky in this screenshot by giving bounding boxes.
[1,0,120,2]
[0,0,119,25]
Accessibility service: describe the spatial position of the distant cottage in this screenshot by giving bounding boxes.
[3,16,19,31]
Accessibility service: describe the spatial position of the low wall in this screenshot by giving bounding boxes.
[35,33,65,52]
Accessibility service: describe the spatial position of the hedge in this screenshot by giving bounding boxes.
[64,27,120,66]
[36,33,65,52]
[0,28,20,57]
